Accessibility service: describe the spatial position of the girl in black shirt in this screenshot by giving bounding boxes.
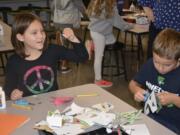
[4,13,88,100]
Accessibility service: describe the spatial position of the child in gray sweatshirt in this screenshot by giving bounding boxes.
[87,0,133,87]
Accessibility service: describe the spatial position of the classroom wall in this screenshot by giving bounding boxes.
[0,0,49,25]
[0,0,48,10]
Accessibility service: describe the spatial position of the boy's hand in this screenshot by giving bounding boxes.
[11,89,23,100]
[134,89,146,102]
[62,28,80,43]
[157,92,175,106]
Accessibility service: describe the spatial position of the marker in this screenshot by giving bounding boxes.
[77,93,98,97]
[11,103,32,110]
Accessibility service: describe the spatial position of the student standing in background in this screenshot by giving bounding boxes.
[87,0,133,87]
[137,0,180,59]
[51,0,86,74]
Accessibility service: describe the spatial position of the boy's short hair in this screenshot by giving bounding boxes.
[11,13,48,58]
[153,28,180,61]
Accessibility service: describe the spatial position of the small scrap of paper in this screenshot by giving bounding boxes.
[144,91,158,115]
[12,99,33,110]
[34,120,53,133]
[46,110,63,128]
[113,110,142,126]
[14,99,29,106]
[92,102,114,112]
[64,102,85,116]
[51,96,73,106]
[122,124,150,135]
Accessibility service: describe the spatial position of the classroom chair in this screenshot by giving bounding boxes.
[102,29,127,80]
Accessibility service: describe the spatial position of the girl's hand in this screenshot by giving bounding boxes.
[11,89,23,100]
[157,92,175,106]
[62,28,80,43]
[134,89,146,102]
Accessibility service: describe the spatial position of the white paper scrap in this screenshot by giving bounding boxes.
[92,102,114,112]
[65,102,85,116]
[53,123,84,135]
[75,108,100,126]
[93,112,115,126]
[122,124,150,135]
[144,91,158,114]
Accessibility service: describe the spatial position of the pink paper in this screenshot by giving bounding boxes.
[51,96,73,106]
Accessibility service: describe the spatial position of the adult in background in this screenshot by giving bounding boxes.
[137,0,180,59]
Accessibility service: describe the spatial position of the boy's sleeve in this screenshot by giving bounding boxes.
[133,60,152,86]
[3,57,18,99]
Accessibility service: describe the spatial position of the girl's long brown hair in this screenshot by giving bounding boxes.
[87,0,116,18]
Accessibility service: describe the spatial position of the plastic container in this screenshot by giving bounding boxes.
[0,87,6,109]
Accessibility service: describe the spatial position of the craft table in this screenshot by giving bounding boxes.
[1,84,176,135]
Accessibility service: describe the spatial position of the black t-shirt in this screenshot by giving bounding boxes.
[4,43,88,98]
[134,58,180,133]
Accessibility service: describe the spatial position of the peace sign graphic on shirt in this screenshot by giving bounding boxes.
[24,65,54,94]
